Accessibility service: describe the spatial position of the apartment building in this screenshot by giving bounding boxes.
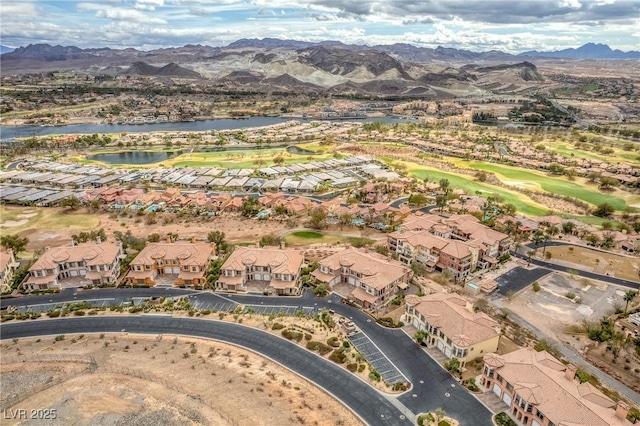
[482,348,632,426]
[125,241,216,287]
[388,214,510,282]
[403,293,500,367]
[0,249,20,292]
[215,246,304,295]
[311,248,411,309]
[23,241,125,291]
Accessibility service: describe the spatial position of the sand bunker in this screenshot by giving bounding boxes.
[504,180,537,188]
[0,219,28,227]
[17,212,37,219]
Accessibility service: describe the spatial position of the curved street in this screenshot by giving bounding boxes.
[0,290,494,426]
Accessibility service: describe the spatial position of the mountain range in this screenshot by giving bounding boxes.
[0,40,636,98]
[520,43,640,59]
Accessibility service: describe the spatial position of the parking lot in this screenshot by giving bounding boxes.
[494,266,550,296]
[348,331,407,385]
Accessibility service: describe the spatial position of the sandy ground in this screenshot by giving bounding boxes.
[1,333,363,426]
[14,207,290,253]
[545,245,640,281]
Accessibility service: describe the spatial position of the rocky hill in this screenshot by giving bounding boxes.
[2,39,634,97]
[125,62,201,78]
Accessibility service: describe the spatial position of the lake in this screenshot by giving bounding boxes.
[86,151,180,165]
[0,116,414,140]
[86,145,318,165]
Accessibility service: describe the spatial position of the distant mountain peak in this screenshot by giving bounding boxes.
[520,43,639,59]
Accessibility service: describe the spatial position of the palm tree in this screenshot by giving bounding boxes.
[623,290,638,314]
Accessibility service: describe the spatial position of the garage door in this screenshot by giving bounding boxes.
[254,273,262,280]
[70,270,78,277]
[444,347,452,357]
[264,274,271,280]
[79,270,86,276]
[413,318,420,329]
[493,384,502,397]
[502,393,512,405]
[437,341,444,351]
[172,267,180,274]
[164,267,173,274]
[532,422,541,426]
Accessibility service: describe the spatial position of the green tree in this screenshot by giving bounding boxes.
[593,202,615,217]
[207,231,227,255]
[308,207,328,229]
[438,178,450,194]
[0,235,29,255]
[60,196,81,210]
[338,213,353,230]
[623,290,638,314]
[314,283,328,297]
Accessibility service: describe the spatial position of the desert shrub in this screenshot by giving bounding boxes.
[47,311,61,318]
[327,336,340,347]
[306,341,333,356]
[575,370,591,384]
[393,382,408,391]
[368,370,381,382]
[329,349,347,364]
[304,333,312,341]
[532,281,541,292]
[73,310,86,316]
[271,322,285,330]
[282,329,303,342]
[417,413,435,426]
[358,364,366,372]
[494,412,517,426]
[346,363,358,372]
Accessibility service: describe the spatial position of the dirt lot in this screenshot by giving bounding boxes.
[1,206,290,253]
[1,333,362,426]
[544,245,640,282]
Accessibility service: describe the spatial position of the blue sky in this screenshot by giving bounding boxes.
[1,0,638,52]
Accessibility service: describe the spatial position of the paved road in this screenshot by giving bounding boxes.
[491,298,640,404]
[0,316,412,426]
[0,289,494,426]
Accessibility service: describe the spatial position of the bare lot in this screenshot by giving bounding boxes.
[1,333,361,426]
[545,245,640,282]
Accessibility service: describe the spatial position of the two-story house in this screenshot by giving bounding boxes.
[215,246,303,295]
[24,241,125,291]
[0,249,20,292]
[125,241,216,287]
[482,348,632,426]
[311,248,411,309]
[403,293,500,368]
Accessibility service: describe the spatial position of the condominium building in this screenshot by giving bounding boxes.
[388,214,511,282]
[311,248,411,309]
[0,249,20,292]
[125,241,216,287]
[482,348,632,426]
[24,241,125,291]
[403,293,500,367]
[216,246,304,295]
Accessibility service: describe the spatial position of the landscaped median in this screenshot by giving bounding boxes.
[416,409,459,426]
[0,297,410,394]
